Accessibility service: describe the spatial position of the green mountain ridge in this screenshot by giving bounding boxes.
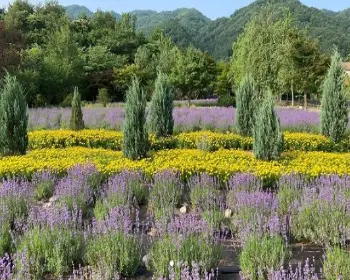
[65,0,350,59]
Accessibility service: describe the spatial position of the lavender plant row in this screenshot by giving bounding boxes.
[0,166,349,279]
[28,107,327,132]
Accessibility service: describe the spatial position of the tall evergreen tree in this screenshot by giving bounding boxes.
[0,73,28,156]
[235,74,257,136]
[320,50,348,143]
[123,78,149,160]
[70,87,84,131]
[253,92,284,161]
[148,72,174,137]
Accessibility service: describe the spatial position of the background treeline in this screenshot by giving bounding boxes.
[65,0,350,59]
[0,0,348,107]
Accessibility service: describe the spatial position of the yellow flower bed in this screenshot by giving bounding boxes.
[28,130,350,152]
[1,147,349,180]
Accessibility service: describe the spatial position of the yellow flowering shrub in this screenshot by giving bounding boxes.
[28,130,350,153]
[1,147,349,181]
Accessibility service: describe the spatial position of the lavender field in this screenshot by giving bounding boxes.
[1,167,339,279]
[28,107,324,133]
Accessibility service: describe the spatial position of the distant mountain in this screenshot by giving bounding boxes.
[65,5,93,18]
[64,0,350,59]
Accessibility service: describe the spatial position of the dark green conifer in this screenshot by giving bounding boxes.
[320,50,348,143]
[0,74,28,156]
[236,74,257,136]
[123,78,149,160]
[148,72,174,137]
[70,87,84,131]
[253,92,284,161]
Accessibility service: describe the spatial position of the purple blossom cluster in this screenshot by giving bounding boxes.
[28,107,329,132]
[0,253,14,279]
[91,206,134,235]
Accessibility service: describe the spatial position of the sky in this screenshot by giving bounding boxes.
[1,0,349,19]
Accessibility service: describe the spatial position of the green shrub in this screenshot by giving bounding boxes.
[123,78,149,160]
[323,247,350,280]
[97,88,111,107]
[0,222,12,256]
[218,94,235,107]
[235,74,257,136]
[321,50,348,143]
[148,172,182,221]
[148,234,221,280]
[277,184,301,216]
[69,87,84,131]
[240,235,289,280]
[291,201,350,246]
[0,73,28,156]
[148,72,174,137]
[0,196,30,225]
[34,180,55,201]
[17,227,84,278]
[253,92,284,161]
[61,93,73,108]
[85,232,141,278]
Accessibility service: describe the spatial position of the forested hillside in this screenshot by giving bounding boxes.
[65,0,350,59]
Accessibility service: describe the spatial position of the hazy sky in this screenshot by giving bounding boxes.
[1,0,349,19]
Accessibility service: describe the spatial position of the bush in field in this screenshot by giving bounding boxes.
[70,87,84,131]
[148,72,174,137]
[61,93,73,108]
[323,247,350,279]
[0,74,28,156]
[148,171,182,221]
[85,232,141,277]
[291,200,350,246]
[0,222,12,256]
[320,50,348,143]
[240,235,289,279]
[148,233,221,279]
[123,78,149,160]
[17,227,84,278]
[218,94,235,107]
[236,74,257,136]
[253,92,284,160]
[97,88,111,107]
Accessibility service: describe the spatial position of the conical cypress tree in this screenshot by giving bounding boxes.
[123,78,149,160]
[253,92,284,161]
[148,72,174,137]
[320,50,348,143]
[0,74,28,156]
[236,74,257,136]
[70,87,84,131]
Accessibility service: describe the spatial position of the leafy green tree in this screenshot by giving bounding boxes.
[3,0,34,35]
[213,61,232,96]
[96,88,110,107]
[253,92,284,161]
[236,74,257,137]
[278,28,329,107]
[230,10,295,97]
[82,45,125,101]
[0,22,23,80]
[4,0,68,46]
[18,25,84,106]
[0,74,28,156]
[123,78,149,160]
[42,25,84,104]
[320,50,349,143]
[170,46,216,103]
[148,72,174,137]
[70,87,85,131]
